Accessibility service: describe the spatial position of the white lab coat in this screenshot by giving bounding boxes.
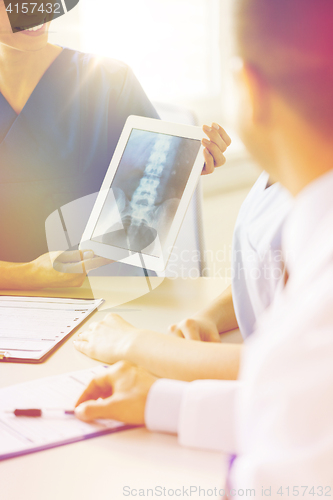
[232,172,292,338]
[145,170,333,494]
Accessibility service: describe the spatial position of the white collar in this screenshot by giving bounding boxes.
[283,169,333,279]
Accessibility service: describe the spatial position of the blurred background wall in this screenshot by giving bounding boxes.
[49,0,260,279]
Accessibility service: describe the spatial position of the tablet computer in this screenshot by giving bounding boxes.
[79,116,204,272]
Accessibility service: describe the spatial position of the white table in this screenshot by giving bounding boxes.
[0,277,241,500]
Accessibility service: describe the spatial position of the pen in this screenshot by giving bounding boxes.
[4,409,75,417]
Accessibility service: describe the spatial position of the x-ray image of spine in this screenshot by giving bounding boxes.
[92,130,201,257]
[122,135,178,252]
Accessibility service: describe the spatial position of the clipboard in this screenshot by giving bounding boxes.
[0,296,103,363]
[0,366,135,461]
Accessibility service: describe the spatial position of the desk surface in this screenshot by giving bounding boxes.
[0,277,240,500]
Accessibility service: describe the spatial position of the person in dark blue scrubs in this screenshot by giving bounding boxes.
[0,1,228,289]
[0,50,159,264]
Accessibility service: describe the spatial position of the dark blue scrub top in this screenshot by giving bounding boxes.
[0,48,158,262]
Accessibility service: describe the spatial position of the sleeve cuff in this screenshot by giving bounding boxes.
[145,379,189,434]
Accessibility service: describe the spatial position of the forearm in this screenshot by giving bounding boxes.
[0,261,33,290]
[199,285,238,333]
[0,252,89,290]
[127,329,242,381]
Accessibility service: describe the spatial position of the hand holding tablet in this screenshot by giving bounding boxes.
[80,116,230,272]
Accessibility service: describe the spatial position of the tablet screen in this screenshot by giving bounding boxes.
[91,129,201,258]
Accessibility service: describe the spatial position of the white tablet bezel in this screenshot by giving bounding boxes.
[80,115,204,272]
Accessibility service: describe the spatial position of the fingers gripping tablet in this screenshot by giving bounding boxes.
[80,116,205,273]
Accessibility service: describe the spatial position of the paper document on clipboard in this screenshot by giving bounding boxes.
[0,296,103,362]
[0,366,133,461]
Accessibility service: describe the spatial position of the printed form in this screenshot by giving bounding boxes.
[0,366,130,460]
[0,296,103,362]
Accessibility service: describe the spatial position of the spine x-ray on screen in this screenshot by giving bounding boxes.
[91,129,201,258]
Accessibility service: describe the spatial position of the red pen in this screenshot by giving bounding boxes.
[4,409,75,417]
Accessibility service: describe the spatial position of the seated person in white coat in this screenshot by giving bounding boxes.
[74,0,333,491]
